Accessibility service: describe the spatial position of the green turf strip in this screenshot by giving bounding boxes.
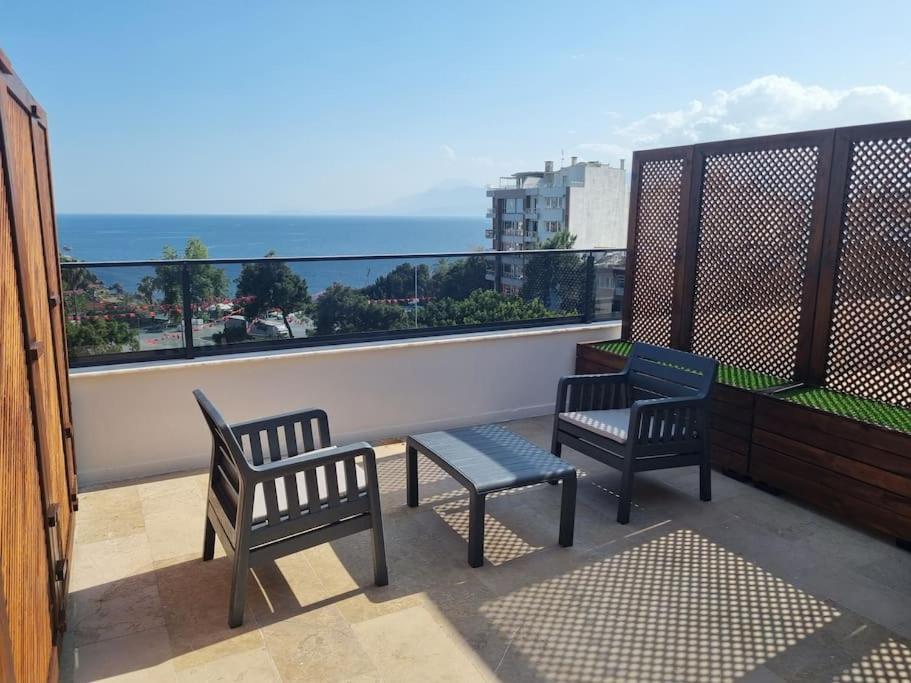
[591,341,787,390]
[780,387,911,435]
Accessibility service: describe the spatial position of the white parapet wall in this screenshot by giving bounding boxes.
[70,322,620,486]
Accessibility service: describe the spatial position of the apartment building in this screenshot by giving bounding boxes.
[485,158,628,293]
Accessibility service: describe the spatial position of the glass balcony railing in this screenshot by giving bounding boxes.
[61,248,626,367]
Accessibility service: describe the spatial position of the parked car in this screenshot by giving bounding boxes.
[248,319,290,339]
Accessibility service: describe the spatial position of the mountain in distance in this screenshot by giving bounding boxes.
[356,180,488,217]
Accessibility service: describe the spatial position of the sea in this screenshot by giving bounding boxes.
[58,214,488,295]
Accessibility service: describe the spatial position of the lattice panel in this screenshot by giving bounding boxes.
[629,158,684,346]
[690,146,819,378]
[825,136,911,407]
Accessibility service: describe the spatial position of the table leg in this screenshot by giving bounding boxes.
[406,445,419,508]
[559,472,576,547]
[468,493,485,568]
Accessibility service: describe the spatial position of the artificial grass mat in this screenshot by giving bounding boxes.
[590,341,788,391]
[779,386,911,435]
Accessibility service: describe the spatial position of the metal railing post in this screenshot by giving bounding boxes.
[583,251,596,322]
[181,263,194,358]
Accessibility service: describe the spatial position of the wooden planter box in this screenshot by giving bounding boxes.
[575,342,753,477]
[751,393,911,544]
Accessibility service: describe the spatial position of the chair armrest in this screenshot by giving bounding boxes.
[231,407,329,437]
[248,442,375,484]
[629,396,710,444]
[555,371,630,413]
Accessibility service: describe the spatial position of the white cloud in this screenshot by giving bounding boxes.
[577,75,911,160]
[440,144,457,161]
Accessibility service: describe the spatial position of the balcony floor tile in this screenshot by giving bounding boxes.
[64,415,911,682]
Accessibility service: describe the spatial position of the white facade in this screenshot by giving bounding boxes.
[70,322,621,485]
[484,160,628,293]
[486,159,629,251]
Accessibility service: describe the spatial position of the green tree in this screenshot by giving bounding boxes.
[60,255,99,292]
[153,238,228,307]
[429,255,489,300]
[137,276,157,305]
[362,263,431,300]
[422,289,557,327]
[66,318,139,356]
[522,231,585,312]
[235,253,311,338]
[314,283,408,336]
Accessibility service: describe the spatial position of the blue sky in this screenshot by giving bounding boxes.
[2,0,910,214]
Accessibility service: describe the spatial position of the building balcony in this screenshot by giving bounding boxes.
[485,228,495,238]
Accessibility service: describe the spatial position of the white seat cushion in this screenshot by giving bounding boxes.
[560,409,631,443]
[252,455,367,522]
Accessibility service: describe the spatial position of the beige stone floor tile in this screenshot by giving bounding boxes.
[69,532,155,591]
[154,554,264,671]
[175,646,282,682]
[144,496,214,562]
[64,625,176,682]
[260,605,378,682]
[351,605,491,682]
[136,471,206,501]
[69,572,165,646]
[74,485,146,544]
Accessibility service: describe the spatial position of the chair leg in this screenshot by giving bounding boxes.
[559,473,576,547]
[468,494,485,568]
[202,516,216,561]
[549,426,562,485]
[370,505,389,586]
[406,445,419,508]
[700,459,712,502]
[550,422,563,458]
[228,549,249,628]
[617,465,635,524]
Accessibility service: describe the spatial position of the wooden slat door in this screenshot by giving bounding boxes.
[0,49,72,681]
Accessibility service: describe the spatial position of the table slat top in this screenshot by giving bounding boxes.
[407,425,575,494]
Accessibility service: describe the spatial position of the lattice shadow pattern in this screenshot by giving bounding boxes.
[691,146,819,379]
[629,158,684,346]
[835,638,911,683]
[480,528,839,683]
[825,136,911,408]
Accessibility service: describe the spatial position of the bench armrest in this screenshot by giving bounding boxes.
[555,371,630,413]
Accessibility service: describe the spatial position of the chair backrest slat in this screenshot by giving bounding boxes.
[343,457,360,503]
[324,462,341,508]
[626,343,716,400]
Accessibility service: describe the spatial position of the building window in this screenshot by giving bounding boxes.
[545,220,562,232]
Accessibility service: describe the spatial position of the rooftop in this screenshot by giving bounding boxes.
[63,415,911,682]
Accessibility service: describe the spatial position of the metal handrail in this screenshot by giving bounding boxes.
[59,248,625,269]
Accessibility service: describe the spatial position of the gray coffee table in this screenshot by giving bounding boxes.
[406,424,577,567]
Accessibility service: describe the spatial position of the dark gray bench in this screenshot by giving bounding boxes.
[406,424,577,567]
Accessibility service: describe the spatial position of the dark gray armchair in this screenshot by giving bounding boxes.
[193,390,388,627]
[551,342,717,524]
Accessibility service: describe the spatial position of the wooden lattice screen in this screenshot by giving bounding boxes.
[623,120,910,393]
[811,121,911,407]
[622,147,692,348]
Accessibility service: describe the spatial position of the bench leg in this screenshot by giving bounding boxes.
[559,473,576,547]
[406,445,419,508]
[468,494,485,568]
